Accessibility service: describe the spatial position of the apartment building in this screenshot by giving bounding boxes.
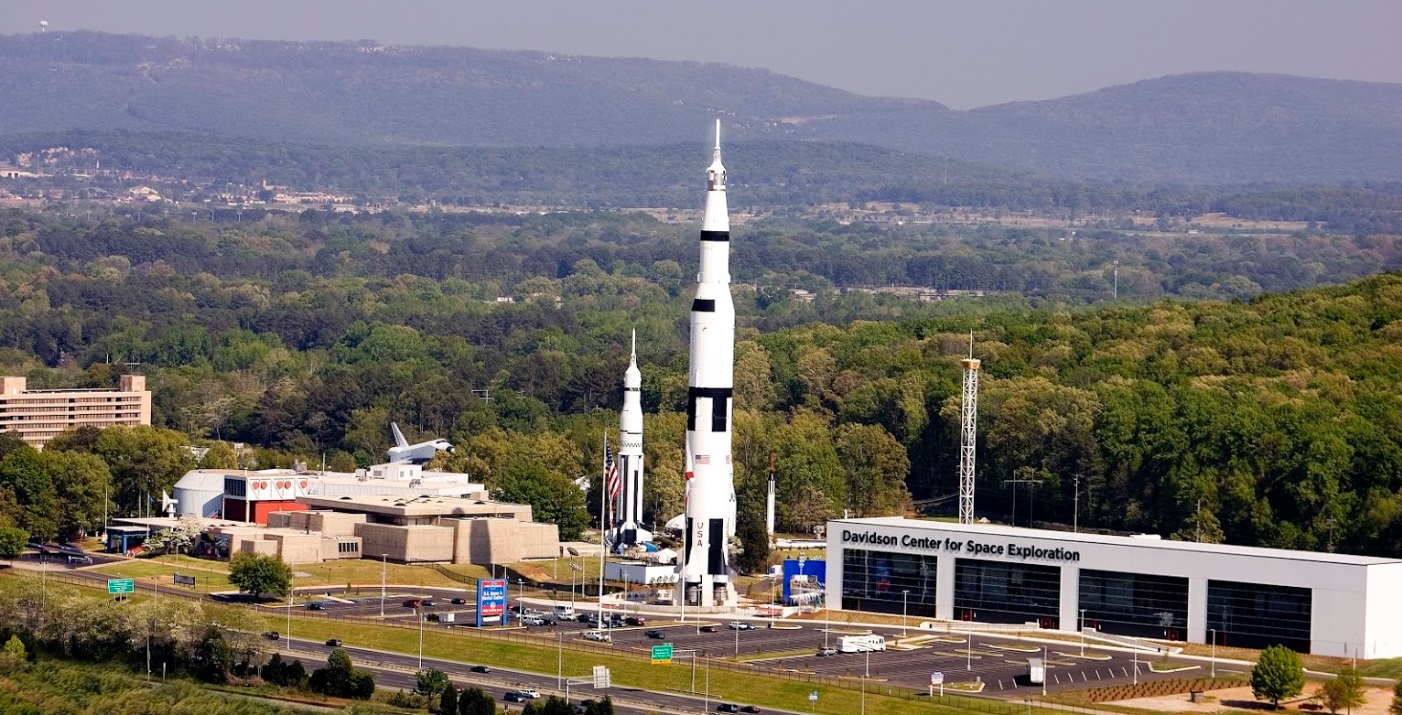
[0,375,152,447]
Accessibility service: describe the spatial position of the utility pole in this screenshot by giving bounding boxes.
[380,553,388,617]
[1073,473,1081,533]
[1004,469,1040,527]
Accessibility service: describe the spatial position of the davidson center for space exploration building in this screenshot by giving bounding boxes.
[826,517,1402,658]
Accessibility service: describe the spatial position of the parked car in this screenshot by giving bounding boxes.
[576,613,593,623]
[625,616,647,626]
[816,646,838,657]
[645,629,667,639]
[727,621,755,631]
[582,630,611,642]
[700,625,719,633]
[522,616,548,626]
[262,631,280,640]
[325,638,342,647]
[470,665,491,673]
[402,598,422,608]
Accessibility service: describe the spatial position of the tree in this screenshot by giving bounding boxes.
[143,515,203,556]
[1252,644,1305,708]
[438,685,458,715]
[190,625,234,683]
[458,687,496,715]
[0,634,27,672]
[310,648,374,699]
[583,695,616,715]
[42,450,112,540]
[0,446,58,539]
[228,552,292,599]
[415,668,449,698]
[0,526,27,563]
[1317,666,1366,714]
[493,459,590,540]
[1389,679,1402,715]
[523,695,575,715]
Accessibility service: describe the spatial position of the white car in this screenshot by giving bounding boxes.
[582,630,612,642]
[727,621,755,631]
[516,689,541,699]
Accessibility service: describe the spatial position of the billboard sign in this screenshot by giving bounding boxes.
[173,574,196,587]
[475,578,507,627]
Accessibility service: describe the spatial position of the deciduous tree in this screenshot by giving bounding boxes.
[228,552,292,599]
[1252,644,1305,709]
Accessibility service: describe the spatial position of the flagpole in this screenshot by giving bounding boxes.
[600,431,608,628]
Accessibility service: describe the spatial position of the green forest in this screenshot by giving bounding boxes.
[0,207,1400,558]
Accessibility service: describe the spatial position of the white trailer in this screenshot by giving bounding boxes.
[1028,657,1045,685]
[837,635,886,653]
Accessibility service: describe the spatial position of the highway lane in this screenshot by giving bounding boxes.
[280,637,782,715]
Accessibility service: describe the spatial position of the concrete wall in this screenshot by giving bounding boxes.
[448,518,559,564]
[239,539,277,557]
[269,510,365,536]
[320,536,363,561]
[355,523,454,563]
[267,533,324,564]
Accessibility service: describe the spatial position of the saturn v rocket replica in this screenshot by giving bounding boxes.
[611,331,651,547]
[677,121,738,607]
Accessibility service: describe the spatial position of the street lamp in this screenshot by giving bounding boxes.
[417,605,424,669]
[380,553,388,618]
[517,578,525,626]
[901,590,909,639]
[1210,628,1216,678]
[1080,609,1087,657]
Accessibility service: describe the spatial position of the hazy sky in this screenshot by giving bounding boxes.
[3,0,1398,108]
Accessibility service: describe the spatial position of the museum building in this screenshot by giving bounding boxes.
[825,517,1402,658]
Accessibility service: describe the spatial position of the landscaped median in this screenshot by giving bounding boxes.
[261,611,1040,715]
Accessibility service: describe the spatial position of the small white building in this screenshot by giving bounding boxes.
[826,517,1402,658]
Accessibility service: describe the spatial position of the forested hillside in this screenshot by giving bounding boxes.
[1,32,1400,182]
[0,207,1399,557]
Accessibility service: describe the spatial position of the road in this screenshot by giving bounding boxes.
[38,557,1202,700]
[279,636,779,715]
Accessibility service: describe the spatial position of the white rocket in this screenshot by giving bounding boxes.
[678,120,737,606]
[613,330,651,546]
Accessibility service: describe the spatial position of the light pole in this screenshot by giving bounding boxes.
[286,590,293,648]
[861,649,870,715]
[380,553,388,617]
[417,605,424,669]
[1041,646,1047,696]
[901,590,909,639]
[1080,609,1087,657]
[1209,628,1216,678]
[735,620,741,659]
[704,650,710,712]
[556,631,563,689]
[1133,644,1139,685]
[517,578,525,626]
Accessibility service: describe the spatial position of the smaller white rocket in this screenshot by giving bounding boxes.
[612,331,651,546]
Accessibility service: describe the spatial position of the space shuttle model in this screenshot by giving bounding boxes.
[677,121,738,607]
[611,331,652,547]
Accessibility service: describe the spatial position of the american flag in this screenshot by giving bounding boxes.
[605,440,620,499]
[694,454,710,465]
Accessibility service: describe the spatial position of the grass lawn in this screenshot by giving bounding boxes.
[91,559,234,590]
[263,611,1031,715]
[289,560,466,590]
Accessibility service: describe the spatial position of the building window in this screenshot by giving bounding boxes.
[1207,580,1312,653]
[224,478,246,497]
[841,548,938,617]
[1079,569,1189,638]
[954,558,1061,625]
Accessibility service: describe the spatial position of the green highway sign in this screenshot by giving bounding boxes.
[650,643,673,664]
[107,578,135,595]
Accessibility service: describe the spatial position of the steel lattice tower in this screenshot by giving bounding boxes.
[958,339,981,524]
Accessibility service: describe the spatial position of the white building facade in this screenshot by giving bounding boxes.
[826,517,1402,658]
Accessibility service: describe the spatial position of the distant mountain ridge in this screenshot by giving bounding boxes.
[1,31,1399,183]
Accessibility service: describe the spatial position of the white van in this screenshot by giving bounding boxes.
[554,605,576,619]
